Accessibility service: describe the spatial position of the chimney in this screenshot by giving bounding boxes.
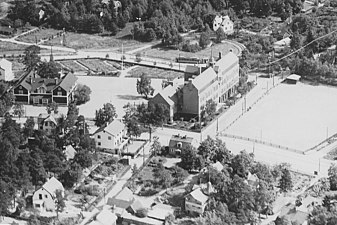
[219,52,222,59]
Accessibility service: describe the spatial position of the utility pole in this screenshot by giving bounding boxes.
[121,43,124,70]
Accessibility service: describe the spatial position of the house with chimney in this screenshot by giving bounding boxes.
[168,134,198,155]
[12,70,77,106]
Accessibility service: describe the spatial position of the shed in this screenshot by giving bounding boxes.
[285,74,301,84]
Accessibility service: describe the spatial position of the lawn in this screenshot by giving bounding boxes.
[44,23,153,50]
[127,66,183,80]
[225,82,337,151]
[76,76,163,119]
[138,41,241,61]
[16,28,63,43]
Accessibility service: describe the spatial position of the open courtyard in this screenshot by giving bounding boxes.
[225,82,337,151]
[77,76,163,119]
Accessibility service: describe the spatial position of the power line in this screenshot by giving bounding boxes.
[266,28,337,66]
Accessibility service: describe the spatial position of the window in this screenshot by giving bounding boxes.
[177,142,182,148]
[58,91,62,96]
[39,87,46,94]
[108,136,111,140]
[33,98,39,104]
[97,135,101,139]
[42,98,48,104]
[35,204,40,208]
[18,90,23,94]
[39,194,42,200]
[98,142,101,146]
[45,195,48,198]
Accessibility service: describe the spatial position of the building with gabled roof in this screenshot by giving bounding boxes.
[32,177,65,213]
[0,58,13,81]
[64,145,77,160]
[13,70,77,106]
[37,113,63,135]
[107,187,134,210]
[213,15,234,34]
[185,187,209,214]
[92,120,127,154]
[181,51,239,117]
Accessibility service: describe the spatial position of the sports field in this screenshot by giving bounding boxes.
[225,82,337,151]
[76,76,162,119]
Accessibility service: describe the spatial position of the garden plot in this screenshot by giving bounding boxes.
[17,28,62,43]
[58,60,87,72]
[76,76,162,119]
[77,59,117,72]
[127,66,183,80]
[225,82,337,151]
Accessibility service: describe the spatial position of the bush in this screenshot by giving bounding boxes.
[136,208,148,218]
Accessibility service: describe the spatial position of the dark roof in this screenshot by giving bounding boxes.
[127,200,144,214]
[15,70,77,93]
[55,73,77,92]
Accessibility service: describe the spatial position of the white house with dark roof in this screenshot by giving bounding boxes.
[32,177,64,213]
[213,15,234,34]
[0,58,13,81]
[93,120,127,154]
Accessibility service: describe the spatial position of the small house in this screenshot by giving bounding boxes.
[107,187,134,210]
[32,177,64,213]
[89,209,117,225]
[0,59,13,81]
[168,134,197,155]
[64,145,77,161]
[285,74,301,84]
[185,187,209,214]
[93,120,127,154]
[212,15,234,34]
[37,113,62,135]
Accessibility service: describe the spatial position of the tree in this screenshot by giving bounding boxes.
[172,166,189,184]
[132,164,139,176]
[290,31,302,50]
[180,144,199,171]
[230,150,254,178]
[126,118,141,138]
[0,180,11,217]
[200,99,217,122]
[275,216,291,225]
[36,61,61,78]
[46,101,59,114]
[154,168,173,188]
[328,164,337,190]
[94,103,117,127]
[73,149,92,168]
[148,103,170,126]
[279,168,293,193]
[74,84,91,105]
[199,32,211,49]
[13,103,24,119]
[215,27,226,43]
[151,136,161,156]
[22,45,41,71]
[55,189,65,219]
[136,73,154,99]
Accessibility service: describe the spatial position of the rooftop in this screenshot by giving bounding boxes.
[94,120,125,136]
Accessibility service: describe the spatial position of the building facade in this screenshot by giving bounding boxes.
[13,71,77,106]
[32,177,65,213]
[181,52,239,117]
[185,188,209,214]
[0,59,13,81]
[93,120,127,154]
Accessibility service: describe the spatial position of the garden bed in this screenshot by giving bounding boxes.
[58,60,87,72]
[127,66,183,80]
[77,59,117,73]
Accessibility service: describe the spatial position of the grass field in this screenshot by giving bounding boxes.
[44,23,153,50]
[77,59,116,72]
[127,66,183,80]
[138,41,241,61]
[225,82,337,151]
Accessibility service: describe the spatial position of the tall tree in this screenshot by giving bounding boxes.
[279,168,293,193]
[0,180,11,217]
[36,61,61,78]
[136,73,154,99]
[22,45,41,71]
[74,84,92,105]
[94,103,117,127]
[13,103,25,119]
[328,164,337,190]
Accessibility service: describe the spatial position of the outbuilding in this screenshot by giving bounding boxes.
[285,74,301,84]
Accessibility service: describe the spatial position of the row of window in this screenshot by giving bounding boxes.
[97,135,112,140]
[18,90,63,96]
